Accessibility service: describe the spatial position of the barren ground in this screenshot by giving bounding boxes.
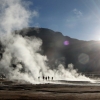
[0,79,100,100]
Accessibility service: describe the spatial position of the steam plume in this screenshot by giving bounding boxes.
[0,0,93,84]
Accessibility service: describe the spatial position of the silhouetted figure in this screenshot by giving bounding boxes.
[48,76,50,80]
[52,77,53,80]
[43,76,44,80]
[45,77,47,81]
[38,77,40,80]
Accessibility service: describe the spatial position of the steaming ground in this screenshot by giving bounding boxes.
[0,33,95,84]
[0,2,100,100]
[0,0,97,85]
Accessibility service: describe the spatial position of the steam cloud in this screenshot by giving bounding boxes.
[0,0,93,84]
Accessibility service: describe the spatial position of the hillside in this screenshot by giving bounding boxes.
[12,27,100,72]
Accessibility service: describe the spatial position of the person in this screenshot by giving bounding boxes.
[43,76,44,80]
[48,76,49,80]
[45,77,47,81]
[52,77,53,80]
[38,76,40,80]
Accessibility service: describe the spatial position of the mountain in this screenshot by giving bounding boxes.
[11,27,100,72]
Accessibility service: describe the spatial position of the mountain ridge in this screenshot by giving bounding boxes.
[11,27,100,72]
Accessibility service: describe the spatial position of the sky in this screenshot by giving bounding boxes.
[27,0,100,41]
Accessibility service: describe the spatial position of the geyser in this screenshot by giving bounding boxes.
[0,33,93,83]
[0,0,94,84]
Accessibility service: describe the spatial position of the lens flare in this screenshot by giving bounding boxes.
[64,40,69,46]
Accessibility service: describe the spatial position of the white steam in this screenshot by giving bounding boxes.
[1,35,92,83]
[0,0,38,35]
[0,0,93,84]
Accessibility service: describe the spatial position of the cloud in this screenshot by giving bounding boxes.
[73,8,83,18]
[65,7,100,40]
[65,8,83,29]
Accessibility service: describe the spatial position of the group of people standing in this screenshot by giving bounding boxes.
[38,76,53,81]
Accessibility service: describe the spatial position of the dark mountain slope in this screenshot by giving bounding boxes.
[14,27,100,72]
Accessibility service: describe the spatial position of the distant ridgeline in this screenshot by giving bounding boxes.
[2,27,100,73]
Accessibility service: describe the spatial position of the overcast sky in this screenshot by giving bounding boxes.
[28,0,100,40]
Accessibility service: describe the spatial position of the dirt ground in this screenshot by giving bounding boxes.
[0,79,100,100]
